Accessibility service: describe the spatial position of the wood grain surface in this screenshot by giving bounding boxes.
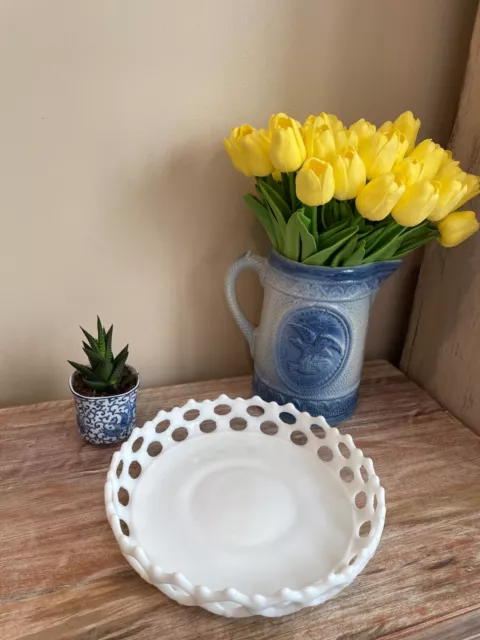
[402,5,480,436]
[1,361,480,640]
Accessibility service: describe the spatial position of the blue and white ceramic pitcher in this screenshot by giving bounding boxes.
[225,251,400,424]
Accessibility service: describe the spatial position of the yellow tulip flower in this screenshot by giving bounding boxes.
[348,119,376,145]
[356,173,405,221]
[408,139,444,180]
[378,120,393,134]
[224,125,255,177]
[437,210,479,247]
[296,158,335,206]
[241,129,274,177]
[269,113,306,172]
[456,173,480,208]
[304,113,344,133]
[332,149,366,200]
[435,160,463,182]
[392,111,421,154]
[393,157,423,186]
[427,174,468,222]
[224,125,273,177]
[303,121,336,161]
[334,129,359,155]
[439,149,453,170]
[379,112,420,155]
[392,180,440,226]
[359,130,408,180]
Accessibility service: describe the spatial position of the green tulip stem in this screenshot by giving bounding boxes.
[320,204,327,230]
[288,172,296,213]
[311,206,318,244]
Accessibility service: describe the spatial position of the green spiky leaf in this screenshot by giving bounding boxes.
[113,344,129,367]
[84,379,111,392]
[105,325,113,362]
[68,361,98,382]
[97,316,106,356]
[80,327,99,352]
[99,358,114,382]
[110,346,129,386]
[83,346,104,369]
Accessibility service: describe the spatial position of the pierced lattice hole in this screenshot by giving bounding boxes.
[119,519,130,536]
[214,404,232,416]
[260,420,278,435]
[155,419,170,433]
[348,555,358,566]
[355,491,367,509]
[338,442,351,459]
[132,437,143,453]
[360,465,369,483]
[317,446,333,462]
[311,424,326,439]
[117,487,129,506]
[290,430,308,446]
[147,441,163,457]
[230,417,247,431]
[340,467,354,483]
[374,495,378,511]
[200,419,217,433]
[359,521,372,538]
[128,461,142,479]
[172,427,188,442]
[247,405,264,417]
[183,409,200,421]
[280,411,296,425]
[116,460,124,478]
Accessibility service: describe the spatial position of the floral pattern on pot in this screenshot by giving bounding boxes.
[69,372,139,445]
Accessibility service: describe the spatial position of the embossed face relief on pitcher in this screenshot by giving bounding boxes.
[276,308,350,393]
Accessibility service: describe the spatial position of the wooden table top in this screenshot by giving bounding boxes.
[1,360,480,640]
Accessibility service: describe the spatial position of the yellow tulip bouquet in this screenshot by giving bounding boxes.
[224,112,480,266]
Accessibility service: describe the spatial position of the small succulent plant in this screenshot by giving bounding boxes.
[69,317,132,394]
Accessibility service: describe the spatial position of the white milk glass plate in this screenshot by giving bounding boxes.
[105,395,385,617]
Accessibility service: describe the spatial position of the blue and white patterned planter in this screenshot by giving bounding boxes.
[69,369,139,445]
[225,251,400,424]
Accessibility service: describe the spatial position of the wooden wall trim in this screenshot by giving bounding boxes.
[401,5,480,434]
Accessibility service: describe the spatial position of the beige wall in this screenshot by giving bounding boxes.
[0,0,476,406]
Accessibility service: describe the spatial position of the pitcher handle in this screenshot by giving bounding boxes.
[225,251,267,355]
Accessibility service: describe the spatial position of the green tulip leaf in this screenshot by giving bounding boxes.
[338,200,354,220]
[392,229,440,259]
[284,210,317,262]
[243,194,281,250]
[317,224,359,250]
[320,201,338,229]
[303,227,358,266]
[331,236,358,267]
[364,226,393,251]
[343,240,366,266]
[364,220,403,255]
[264,174,286,200]
[363,224,406,263]
[257,180,291,222]
[317,218,351,246]
[303,205,318,244]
